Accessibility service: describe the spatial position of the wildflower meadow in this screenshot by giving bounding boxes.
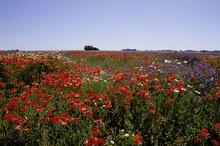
[0,51,220,146]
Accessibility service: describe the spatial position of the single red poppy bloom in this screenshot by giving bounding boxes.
[216,79,220,87]
[84,137,105,146]
[211,140,220,146]
[133,134,142,145]
[41,100,49,107]
[10,88,17,94]
[143,83,150,88]
[92,128,101,135]
[167,98,174,104]
[50,117,61,123]
[215,91,220,98]
[192,76,196,81]
[152,78,159,83]
[155,85,163,91]
[195,136,201,142]
[148,108,156,113]
[0,95,4,100]
[17,117,27,125]
[215,123,220,129]
[93,119,102,124]
[13,125,21,131]
[205,94,212,100]
[149,103,155,107]
[166,88,173,95]
[200,129,209,137]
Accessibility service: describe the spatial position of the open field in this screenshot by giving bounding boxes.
[0,51,220,145]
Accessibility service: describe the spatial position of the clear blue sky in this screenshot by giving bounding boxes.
[0,0,220,51]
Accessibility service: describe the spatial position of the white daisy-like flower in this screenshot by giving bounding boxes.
[124,133,129,137]
[173,89,179,93]
[195,90,201,94]
[187,85,193,88]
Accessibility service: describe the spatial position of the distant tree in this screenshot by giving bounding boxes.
[122,48,137,51]
[200,50,209,52]
[84,45,99,51]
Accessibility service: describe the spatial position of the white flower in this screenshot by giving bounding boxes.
[195,90,201,94]
[180,88,186,92]
[187,85,193,88]
[124,133,129,137]
[173,89,179,93]
[101,71,106,75]
[174,79,179,82]
[110,141,115,144]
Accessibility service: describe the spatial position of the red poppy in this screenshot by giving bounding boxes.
[85,111,93,117]
[215,122,220,129]
[153,78,159,83]
[200,129,209,137]
[195,136,201,142]
[105,100,112,109]
[41,100,49,107]
[47,110,53,117]
[23,125,31,131]
[216,79,220,87]
[155,85,163,91]
[143,83,150,88]
[192,76,196,81]
[114,89,120,94]
[122,99,127,104]
[10,88,17,94]
[166,88,173,95]
[167,98,174,104]
[0,95,3,100]
[211,140,220,146]
[149,103,155,108]
[179,80,185,86]
[13,125,21,131]
[35,106,44,112]
[0,82,6,88]
[205,94,212,100]
[133,134,142,145]
[128,96,133,101]
[18,81,25,86]
[107,85,114,90]
[93,119,102,124]
[150,72,156,76]
[17,117,27,125]
[145,92,151,99]
[148,108,156,113]
[215,90,220,98]
[168,71,174,76]
[84,137,105,146]
[92,128,101,135]
[69,118,78,123]
[50,117,61,123]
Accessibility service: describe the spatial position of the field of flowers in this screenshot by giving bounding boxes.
[0,51,220,146]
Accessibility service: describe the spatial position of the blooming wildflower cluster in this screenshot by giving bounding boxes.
[0,51,219,145]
